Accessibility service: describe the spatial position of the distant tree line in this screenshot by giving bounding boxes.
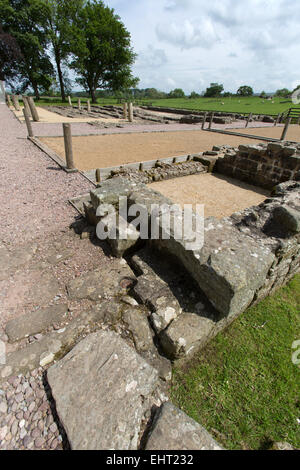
[0,0,138,102]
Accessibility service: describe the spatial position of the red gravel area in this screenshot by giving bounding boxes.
[0,105,93,248]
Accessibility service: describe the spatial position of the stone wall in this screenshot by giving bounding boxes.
[216,142,300,189]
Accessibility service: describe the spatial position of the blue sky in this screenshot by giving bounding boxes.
[103,0,300,94]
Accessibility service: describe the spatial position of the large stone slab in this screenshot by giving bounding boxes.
[0,300,124,382]
[47,330,159,450]
[5,304,68,343]
[152,216,275,318]
[145,402,223,450]
[67,259,136,300]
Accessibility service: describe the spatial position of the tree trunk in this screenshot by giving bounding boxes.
[90,87,97,104]
[32,82,40,101]
[54,49,66,102]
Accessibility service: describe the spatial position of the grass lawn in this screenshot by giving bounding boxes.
[170,275,300,450]
[34,95,299,116]
[149,96,298,116]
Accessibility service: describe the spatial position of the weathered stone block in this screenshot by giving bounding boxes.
[145,402,223,450]
[47,331,159,450]
[155,218,275,317]
[159,313,214,360]
[122,305,154,352]
[90,177,143,209]
[67,260,136,300]
[273,205,300,233]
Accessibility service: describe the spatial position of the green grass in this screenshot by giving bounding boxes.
[148,96,298,116]
[170,275,300,450]
[34,95,298,116]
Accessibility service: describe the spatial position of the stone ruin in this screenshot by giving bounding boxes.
[1,141,299,450]
[83,141,300,362]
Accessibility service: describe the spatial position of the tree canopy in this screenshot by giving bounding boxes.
[168,88,185,98]
[68,0,138,102]
[237,85,253,96]
[0,0,55,97]
[204,83,224,97]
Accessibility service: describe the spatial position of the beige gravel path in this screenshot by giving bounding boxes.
[40,130,267,171]
[149,173,269,219]
[12,106,124,124]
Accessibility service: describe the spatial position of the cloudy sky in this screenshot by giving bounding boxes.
[104,0,300,94]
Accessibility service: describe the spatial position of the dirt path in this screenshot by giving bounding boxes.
[40,130,268,171]
[0,106,93,246]
[149,173,269,219]
[12,106,123,124]
[0,105,121,450]
[237,124,300,142]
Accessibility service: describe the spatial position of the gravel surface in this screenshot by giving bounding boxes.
[0,105,113,450]
[0,105,93,247]
[29,119,280,137]
[0,368,67,450]
[149,173,269,219]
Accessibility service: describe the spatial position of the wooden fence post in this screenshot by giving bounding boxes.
[87,99,91,113]
[128,102,133,122]
[78,99,81,110]
[123,102,128,120]
[280,117,291,141]
[12,95,20,111]
[95,168,101,183]
[208,112,214,130]
[22,96,31,116]
[68,96,72,107]
[6,94,12,107]
[274,113,281,126]
[63,123,76,170]
[27,97,39,122]
[23,108,33,137]
[245,112,252,128]
[201,112,207,129]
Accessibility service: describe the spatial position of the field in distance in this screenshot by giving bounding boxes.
[34,95,299,116]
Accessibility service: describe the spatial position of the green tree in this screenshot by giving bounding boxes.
[0,24,23,82]
[275,88,291,98]
[44,0,84,101]
[189,91,200,99]
[168,88,185,98]
[237,85,253,96]
[68,0,138,103]
[204,83,224,97]
[0,0,55,98]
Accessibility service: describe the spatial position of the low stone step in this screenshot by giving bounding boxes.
[5,304,68,343]
[47,330,160,450]
[0,300,123,382]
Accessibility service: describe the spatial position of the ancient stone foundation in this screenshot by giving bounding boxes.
[216,142,300,189]
[85,141,300,364]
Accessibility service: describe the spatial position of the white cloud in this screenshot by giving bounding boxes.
[135,46,168,69]
[104,0,300,93]
[156,19,217,49]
